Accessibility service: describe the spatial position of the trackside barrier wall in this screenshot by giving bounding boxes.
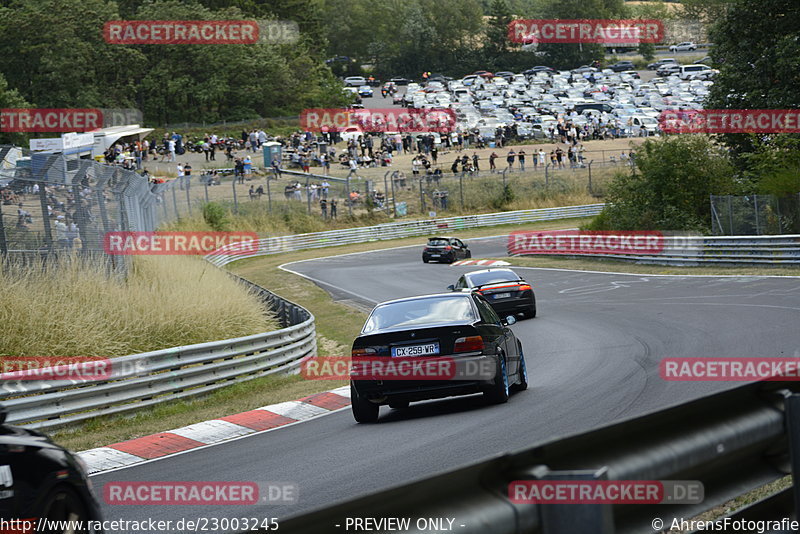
[509,235,800,266]
[205,204,606,267]
[272,381,800,534]
[0,279,316,431]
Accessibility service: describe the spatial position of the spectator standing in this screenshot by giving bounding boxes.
[518,149,526,171]
[506,149,516,170]
[489,152,498,173]
[330,199,337,219]
[320,198,327,219]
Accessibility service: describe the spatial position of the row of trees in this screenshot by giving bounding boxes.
[590,0,800,233]
[0,0,348,142]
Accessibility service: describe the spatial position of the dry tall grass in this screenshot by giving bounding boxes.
[0,255,277,357]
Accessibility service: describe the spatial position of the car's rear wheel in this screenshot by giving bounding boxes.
[484,353,509,404]
[422,257,429,263]
[351,383,379,423]
[512,342,528,392]
[40,485,89,533]
[465,250,472,258]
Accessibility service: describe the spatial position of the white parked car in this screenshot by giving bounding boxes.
[344,76,367,87]
[669,42,697,52]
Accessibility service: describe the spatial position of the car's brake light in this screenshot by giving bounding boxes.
[454,336,484,353]
[444,246,452,251]
[352,347,377,357]
[518,284,531,291]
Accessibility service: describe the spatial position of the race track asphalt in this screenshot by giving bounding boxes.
[93,236,800,531]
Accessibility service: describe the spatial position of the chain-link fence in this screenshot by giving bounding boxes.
[711,194,800,236]
[0,145,184,269]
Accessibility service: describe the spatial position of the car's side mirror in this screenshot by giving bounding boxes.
[501,316,517,326]
[447,285,455,291]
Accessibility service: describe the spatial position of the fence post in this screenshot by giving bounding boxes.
[588,160,594,195]
[502,168,508,190]
[185,177,192,217]
[38,182,53,251]
[728,195,734,235]
[204,181,209,204]
[231,177,239,215]
[754,195,760,235]
[419,177,426,213]
[267,174,272,213]
[171,185,180,220]
[346,176,352,217]
[459,172,464,210]
[305,176,311,215]
[390,171,397,217]
[0,201,7,256]
[545,163,550,188]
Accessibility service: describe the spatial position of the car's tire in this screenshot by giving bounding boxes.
[40,485,89,533]
[351,383,379,423]
[422,257,429,263]
[527,295,537,318]
[484,353,509,404]
[512,342,528,392]
[465,250,472,258]
[389,401,409,409]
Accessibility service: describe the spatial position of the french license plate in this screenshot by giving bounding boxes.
[493,292,512,299]
[392,343,439,357]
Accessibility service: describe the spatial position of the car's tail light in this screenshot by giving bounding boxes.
[444,246,452,251]
[518,284,532,291]
[352,347,377,357]
[454,336,484,353]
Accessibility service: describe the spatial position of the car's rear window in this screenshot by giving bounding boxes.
[467,271,519,286]
[428,238,450,246]
[363,297,476,333]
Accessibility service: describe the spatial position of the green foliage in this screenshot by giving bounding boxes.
[588,136,737,231]
[0,73,31,146]
[490,183,516,210]
[638,42,656,61]
[705,0,800,161]
[202,202,230,231]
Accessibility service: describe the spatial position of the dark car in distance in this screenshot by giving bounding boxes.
[422,236,471,264]
[449,268,536,318]
[609,60,635,72]
[350,293,528,423]
[0,405,103,532]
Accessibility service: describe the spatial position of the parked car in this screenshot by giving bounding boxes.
[343,76,367,87]
[389,77,412,85]
[678,64,713,80]
[647,58,677,70]
[422,236,471,264]
[670,42,698,52]
[0,405,103,529]
[609,61,635,72]
[448,268,536,318]
[657,64,682,77]
[350,292,527,422]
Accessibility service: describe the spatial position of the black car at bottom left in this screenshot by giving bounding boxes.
[351,292,528,423]
[0,405,103,533]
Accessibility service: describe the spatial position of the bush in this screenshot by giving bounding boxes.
[587,136,737,232]
[203,202,230,231]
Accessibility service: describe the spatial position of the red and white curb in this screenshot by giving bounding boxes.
[451,259,510,266]
[78,386,351,474]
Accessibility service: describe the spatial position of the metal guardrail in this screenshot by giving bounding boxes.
[206,204,605,267]
[0,279,316,431]
[274,381,800,534]
[510,235,800,266]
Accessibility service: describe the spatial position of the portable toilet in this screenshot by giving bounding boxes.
[263,142,282,168]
